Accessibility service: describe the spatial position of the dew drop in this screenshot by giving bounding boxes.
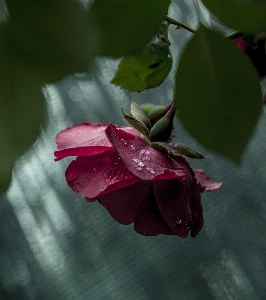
[145,167,155,174]
[103,154,113,163]
[143,156,151,162]
[121,139,128,146]
[176,219,182,225]
[136,167,143,171]
[130,145,136,150]
[185,223,191,229]
[132,158,145,167]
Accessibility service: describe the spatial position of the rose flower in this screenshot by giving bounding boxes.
[55,107,222,238]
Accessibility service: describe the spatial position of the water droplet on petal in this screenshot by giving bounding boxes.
[103,154,113,163]
[132,158,145,167]
[176,219,182,225]
[143,156,151,162]
[121,139,128,146]
[185,224,191,229]
[136,167,143,171]
[145,167,155,174]
[130,144,136,150]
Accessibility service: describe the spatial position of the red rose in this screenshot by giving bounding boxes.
[55,122,222,238]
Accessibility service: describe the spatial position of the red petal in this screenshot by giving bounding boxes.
[194,169,223,191]
[134,182,174,236]
[190,184,204,237]
[55,123,114,161]
[65,151,139,199]
[106,124,188,181]
[98,183,142,225]
[99,181,173,236]
[153,178,194,238]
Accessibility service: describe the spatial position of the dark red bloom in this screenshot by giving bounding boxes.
[55,122,222,238]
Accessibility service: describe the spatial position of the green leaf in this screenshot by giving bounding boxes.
[174,25,262,163]
[2,0,98,82]
[201,0,266,33]
[0,50,46,194]
[91,0,171,58]
[122,110,150,139]
[111,40,172,92]
[131,101,151,129]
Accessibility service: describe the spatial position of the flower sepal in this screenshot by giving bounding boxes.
[122,109,149,139]
[151,141,206,159]
[149,102,175,142]
[130,101,151,129]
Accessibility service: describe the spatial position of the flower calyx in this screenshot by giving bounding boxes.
[123,101,206,159]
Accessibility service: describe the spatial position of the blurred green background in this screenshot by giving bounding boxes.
[1,0,266,299]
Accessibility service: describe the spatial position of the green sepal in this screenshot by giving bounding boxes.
[149,103,175,142]
[122,109,149,139]
[169,142,206,159]
[151,142,206,159]
[131,101,151,129]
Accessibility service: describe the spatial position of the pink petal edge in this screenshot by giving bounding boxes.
[55,123,115,161]
[194,169,223,192]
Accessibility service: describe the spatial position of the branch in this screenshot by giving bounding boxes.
[165,16,196,34]
[166,16,242,40]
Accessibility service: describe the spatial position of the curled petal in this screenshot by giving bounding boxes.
[194,169,223,191]
[99,181,173,235]
[106,124,189,181]
[154,178,194,238]
[66,151,139,199]
[55,123,114,161]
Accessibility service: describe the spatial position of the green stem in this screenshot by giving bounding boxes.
[225,31,242,40]
[165,16,196,34]
[166,16,242,40]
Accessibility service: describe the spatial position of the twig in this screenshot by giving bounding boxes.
[165,16,196,34]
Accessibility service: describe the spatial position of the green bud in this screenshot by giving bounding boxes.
[140,103,155,116]
[147,101,173,125]
[149,103,175,142]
